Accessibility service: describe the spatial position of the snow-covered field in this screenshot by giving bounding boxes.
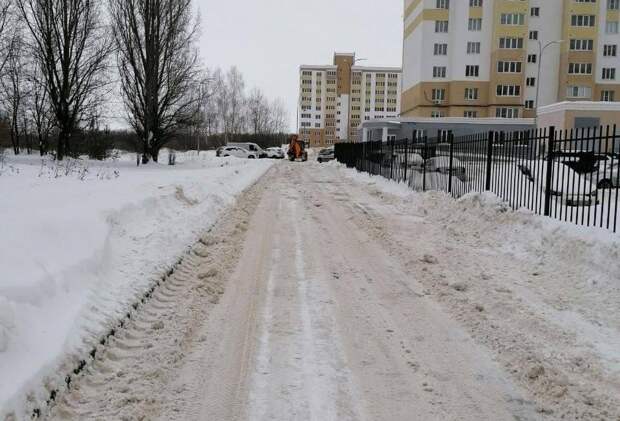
[0,150,272,416]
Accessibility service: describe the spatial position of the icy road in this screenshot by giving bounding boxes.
[46,162,620,421]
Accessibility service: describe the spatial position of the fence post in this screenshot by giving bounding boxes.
[390,138,395,180]
[404,133,413,184]
[485,131,494,191]
[423,136,427,192]
[448,133,454,194]
[543,126,556,217]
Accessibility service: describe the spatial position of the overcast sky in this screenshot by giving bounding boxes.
[197,0,404,132]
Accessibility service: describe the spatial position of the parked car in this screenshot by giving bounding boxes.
[558,153,619,189]
[398,152,424,171]
[517,161,599,206]
[317,147,335,163]
[593,156,619,189]
[217,146,257,159]
[223,142,266,158]
[265,147,285,159]
[426,156,467,181]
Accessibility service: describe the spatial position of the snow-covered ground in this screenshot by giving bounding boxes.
[331,161,620,419]
[0,150,272,417]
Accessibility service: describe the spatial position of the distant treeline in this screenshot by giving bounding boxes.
[0,122,289,160]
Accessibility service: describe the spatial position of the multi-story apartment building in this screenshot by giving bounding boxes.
[402,0,620,119]
[298,53,402,147]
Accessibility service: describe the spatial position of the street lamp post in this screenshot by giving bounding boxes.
[534,39,563,126]
[346,57,367,142]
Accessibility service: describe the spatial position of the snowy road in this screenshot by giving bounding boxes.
[45,161,620,421]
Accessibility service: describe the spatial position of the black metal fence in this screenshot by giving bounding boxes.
[335,125,619,233]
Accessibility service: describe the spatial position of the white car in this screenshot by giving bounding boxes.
[217,146,257,159]
[594,156,619,189]
[265,147,285,159]
[426,156,467,181]
[518,161,598,206]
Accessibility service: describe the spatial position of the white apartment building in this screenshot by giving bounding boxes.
[299,53,402,147]
[402,0,620,119]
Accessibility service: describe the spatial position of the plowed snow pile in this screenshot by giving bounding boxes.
[0,151,272,416]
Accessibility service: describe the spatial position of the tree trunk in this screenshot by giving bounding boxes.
[38,133,48,156]
[150,144,160,163]
[57,128,69,160]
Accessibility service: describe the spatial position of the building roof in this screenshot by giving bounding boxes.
[351,66,402,73]
[361,117,535,128]
[299,65,337,70]
[538,101,620,114]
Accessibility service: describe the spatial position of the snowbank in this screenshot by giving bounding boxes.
[0,151,272,416]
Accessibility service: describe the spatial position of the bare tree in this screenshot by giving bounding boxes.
[246,87,270,135]
[109,0,200,163]
[29,68,53,155]
[226,67,246,137]
[16,0,112,160]
[268,98,289,134]
[0,32,28,155]
[0,0,11,75]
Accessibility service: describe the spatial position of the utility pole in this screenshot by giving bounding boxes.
[535,40,563,126]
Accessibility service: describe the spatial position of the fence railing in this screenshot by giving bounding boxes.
[335,125,619,233]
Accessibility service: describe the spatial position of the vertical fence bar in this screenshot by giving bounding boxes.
[404,135,411,184]
[390,138,395,181]
[544,126,556,217]
[485,131,494,191]
[423,136,427,192]
[613,125,619,233]
[448,133,454,195]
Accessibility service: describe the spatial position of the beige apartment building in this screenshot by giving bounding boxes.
[402,0,620,119]
[298,53,402,147]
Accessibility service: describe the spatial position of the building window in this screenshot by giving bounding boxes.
[531,7,540,17]
[601,90,615,101]
[604,44,618,56]
[431,89,446,101]
[433,66,447,78]
[571,15,596,27]
[602,68,617,80]
[570,39,594,51]
[525,100,535,109]
[434,43,448,55]
[529,31,538,40]
[431,111,446,118]
[609,0,620,10]
[464,88,479,100]
[496,85,521,96]
[527,54,537,63]
[470,0,482,6]
[468,18,482,31]
[465,65,480,77]
[464,111,478,118]
[435,20,449,33]
[566,86,592,98]
[436,0,449,9]
[526,77,536,87]
[467,41,481,54]
[568,63,593,74]
[497,61,522,73]
[607,21,619,34]
[496,108,519,118]
[499,37,524,49]
[500,13,525,26]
